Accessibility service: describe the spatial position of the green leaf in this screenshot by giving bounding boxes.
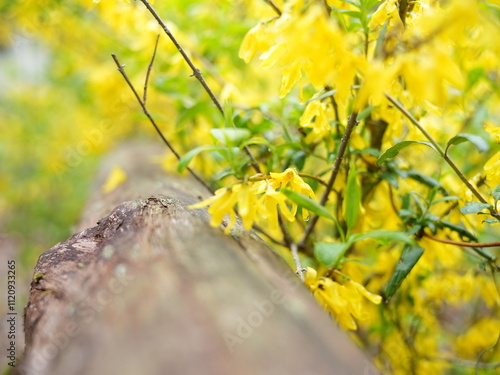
[374,20,389,59]
[224,101,235,128]
[211,168,235,181]
[281,188,346,241]
[466,67,485,91]
[460,202,492,215]
[306,89,337,104]
[445,133,489,155]
[439,220,477,241]
[384,245,424,302]
[342,0,360,7]
[345,166,361,231]
[493,185,500,202]
[483,218,500,224]
[405,170,443,191]
[349,230,415,246]
[210,128,252,146]
[409,192,427,215]
[380,171,399,188]
[430,196,461,205]
[356,105,375,121]
[177,146,223,173]
[352,147,380,157]
[292,150,306,170]
[338,10,362,18]
[280,188,334,221]
[314,242,349,267]
[377,141,437,166]
[241,137,270,148]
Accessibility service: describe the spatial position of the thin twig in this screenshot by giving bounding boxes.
[385,93,443,153]
[290,243,305,281]
[385,93,500,222]
[264,0,282,16]
[423,231,498,267]
[298,173,328,187]
[138,0,262,174]
[253,224,288,247]
[476,334,500,375]
[423,231,500,249]
[143,34,160,105]
[421,356,500,371]
[138,0,224,115]
[111,54,214,194]
[278,213,294,246]
[298,112,359,248]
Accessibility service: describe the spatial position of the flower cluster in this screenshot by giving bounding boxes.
[189,168,315,236]
[304,267,382,330]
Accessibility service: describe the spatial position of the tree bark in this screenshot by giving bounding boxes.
[15,142,378,375]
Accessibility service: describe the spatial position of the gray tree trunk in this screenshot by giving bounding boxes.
[14,142,378,375]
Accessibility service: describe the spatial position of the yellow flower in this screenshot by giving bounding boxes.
[242,3,352,99]
[189,186,238,234]
[238,22,273,64]
[368,0,403,31]
[299,100,332,143]
[269,168,316,219]
[235,183,259,231]
[305,267,382,330]
[279,61,302,98]
[188,170,316,237]
[484,120,500,144]
[484,151,500,188]
[355,60,399,111]
[346,279,383,304]
[101,166,127,194]
[454,318,500,360]
[257,184,296,237]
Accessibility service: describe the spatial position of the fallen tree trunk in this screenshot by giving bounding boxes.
[15,142,378,375]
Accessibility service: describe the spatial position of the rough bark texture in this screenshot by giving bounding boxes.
[15,142,378,375]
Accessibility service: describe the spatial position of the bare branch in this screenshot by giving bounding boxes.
[138,0,262,174]
[298,112,359,248]
[291,243,305,282]
[111,53,214,194]
[423,231,500,249]
[138,0,224,115]
[143,34,160,105]
[386,93,500,221]
[264,0,282,16]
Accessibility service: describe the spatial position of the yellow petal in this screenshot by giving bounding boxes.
[279,62,302,98]
[101,166,127,194]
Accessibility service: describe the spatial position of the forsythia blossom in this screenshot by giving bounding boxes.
[304,268,382,330]
[188,168,315,236]
[299,100,333,143]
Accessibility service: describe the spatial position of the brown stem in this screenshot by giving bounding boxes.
[138,0,224,114]
[138,0,261,174]
[298,173,328,187]
[298,112,359,248]
[398,0,408,26]
[423,231,500,249]
[264,0,282,16]
[143,34,160,105]
[385,93,500,222]
[253,224,288,247]
[111,54,214,194]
